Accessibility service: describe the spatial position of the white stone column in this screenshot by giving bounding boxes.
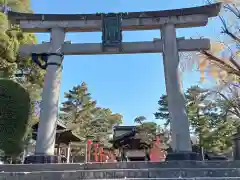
[35,28,65,155]
[66,143,71,163]
[161,24,192,152]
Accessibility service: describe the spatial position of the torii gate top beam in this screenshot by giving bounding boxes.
[7,3,221,32]
[8,3,221,21]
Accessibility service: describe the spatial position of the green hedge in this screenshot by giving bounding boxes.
[0,79,31,156]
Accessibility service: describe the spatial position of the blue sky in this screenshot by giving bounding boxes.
[31,0,222,125]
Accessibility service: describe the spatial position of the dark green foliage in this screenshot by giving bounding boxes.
[136,122,157,145]
[134,116,146,125]
[134,116,170,149]
[60,82,123,157]
[154,95,170,127]
[0,79,31,157]
[0,0,44,161]
[154,85,235,153]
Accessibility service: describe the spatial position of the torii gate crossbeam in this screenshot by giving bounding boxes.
[20,39,210,55]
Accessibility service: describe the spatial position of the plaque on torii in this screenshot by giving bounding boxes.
[6,3,221,163]
[101,13,122,52]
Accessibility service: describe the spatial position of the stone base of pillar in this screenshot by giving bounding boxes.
[24,155,61,164]
[166,152,201,161]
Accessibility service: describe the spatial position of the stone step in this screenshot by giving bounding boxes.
[3,178,240,180]
[50,179,240,180]
[54,179,240,180]
[80,179,240,180]
[84,161,240,170]
[1,177,240,180]
[0,168,240,179]
[64,179,240,180]
[1,161,240,172]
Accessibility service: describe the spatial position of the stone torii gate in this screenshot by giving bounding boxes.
[8,3,221,163]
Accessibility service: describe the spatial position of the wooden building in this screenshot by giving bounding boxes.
[32,120,84,163]
[109,126,167,162]
[110,126,151,161]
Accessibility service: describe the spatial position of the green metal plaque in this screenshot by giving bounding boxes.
[102,13,122,52]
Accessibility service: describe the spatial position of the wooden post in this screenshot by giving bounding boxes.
[99,147,103,162]
[94,143,99,162]
[86,139,92,163]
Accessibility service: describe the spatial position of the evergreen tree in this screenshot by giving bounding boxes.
[60,82,123,156]
[60,82,95,125]
[136,121,157,146]
[134,117,170,150]
[185,86,225,152]
[134,116,146,125]
[0,0,45,160]
[154,95,170,127]
[154,86,234,153]
[0,79,31,160]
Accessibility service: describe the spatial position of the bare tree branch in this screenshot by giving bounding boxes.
[201,50,240,76]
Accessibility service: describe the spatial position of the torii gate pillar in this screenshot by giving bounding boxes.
[36,28,65,153]
[162,24,196,160]
[25,28,65,163]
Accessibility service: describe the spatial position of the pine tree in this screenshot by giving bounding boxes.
[134,116,146,125]
[60,82,123,157]
[154,95,170,127]
[136,121,157,146]
[154,86,234,153]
